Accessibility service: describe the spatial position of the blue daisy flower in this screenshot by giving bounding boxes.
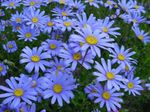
[85,0,101,8]
[23,8,47,29]
[11,11,24,24]
[70,26,114,57]
[17,25,40,42]
[1,0,21,9]
[43,73,77,106]
[23,0,42,9]
[93,58,127,90]
[92,83,124,112]
[109,43,137,69]
[20,46,51,73]
[0,77,37,108]
[59,44,94,71]
[122,73,143,96]
[132,26,150,44]
[41,39,63,56]
[3,41,18,53]
[0,62,9,76]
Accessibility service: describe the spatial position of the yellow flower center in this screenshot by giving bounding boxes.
[30,1,35,6]
[86,35,98,45]
[103,27,108,33]
[64,22,71,27]
[20,108,24,112]
[73,52,82,60]
[31,55,40,62]
[89,0,94,2]
[4,110,10,112]
[14,89,23,97]
[134,5,139,9]
[92,89,97,93]
[32,17,38,23]
[9,2,14,6]
[57,66,62,70]
[83,24,88,28]
[138,35,144,40]
[118,54,125,61]
[53,84,63,93]
[62,12,67,16]
[106,72,115,80]
[59,0,65,4]
[107,1,112,5]
[0,66,3,72]
[16,18,21,23]
[47,22,54,26]
[8,44,13,49]
[125,65,129,71]
[102,91,111,100]
[25,33,32,38]
[132,19,137,23]
[50,44,57,50]
[127,82,134,89]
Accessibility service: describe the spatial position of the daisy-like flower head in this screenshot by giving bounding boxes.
[93,58,127,90]
[59,44,94,71]
[104,0,117,9]
[109,43,137,69]
[17,25,40,42]
[54,0,70,5]
[55,18,76,32]
[23,8,47,29]
[20,46,51,73]
[84,81,100,100]
[97,17,120,38]
[16,102,36,112]
[1,0,21,9]
[118,0,134,12]
[0,62,8,76]
[52,6,75,19]
[45,57,72,76]
[43,73,77,106]
[11,22,23,32]
[0,9,5,17]
[41,39,63,56]
[0,77,37,108]
[23,0,42,9]
[3,40,18,53]
[0,104,15,112]
[122,73,143,96]
[11,11,23,24]
[85,0,101,8]
[70,26,114,57]
[76,12,97,30]
[42,17,55,34]
[68,0,85,14]
[132,26,150,44]
[92,83,124,112]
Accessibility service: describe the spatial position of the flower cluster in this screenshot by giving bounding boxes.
[0,0,150,111]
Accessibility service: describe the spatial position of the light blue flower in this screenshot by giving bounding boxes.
[3,41,18,53]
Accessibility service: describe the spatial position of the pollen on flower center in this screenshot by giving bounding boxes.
[138,35,144,40]
[106,72,115,80]
[134,5,139,9]
[107,1,112,5]
[25,32,32,38]
[64,22,71,27]
[50,44,57,50]
[8,44,13,49]
[0,66,3,72]
[47,22,54,26]
[32,17,38,23]
[132,19,137,23]
[62,12,67,16]
[125,65,129,71]
[59,0,65,4]
[30,1,35,6]
[14,89,24,97]
[73,52,82,60]
[127,82,134,89]
[79,42,84,47]
[57,65,62,70]
[16,18,21,22]
[89,0,94,2]
[118,54,125,61]
[9,2,14,6]
[31,55,40,62]
[53,84,63,93]
[102,91,111,100]
[103,27,108,33]
[86,35,98,45]
[20,108,24,112]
